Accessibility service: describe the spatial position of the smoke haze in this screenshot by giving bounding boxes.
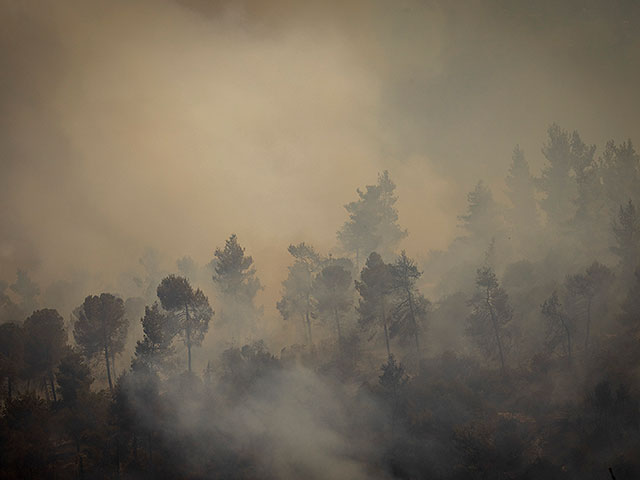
[3,1,640,304]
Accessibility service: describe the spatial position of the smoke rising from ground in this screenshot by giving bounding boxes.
[3,1,640,308]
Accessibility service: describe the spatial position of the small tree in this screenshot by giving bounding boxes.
[212,234,262,338]
[389,251,430,361]
[505,146,538,235]
[23,309,67,402]
[56,349,96,474]
[536,124,579,226]
[619,267,640,328]
[541,290,574,364]
[378,355,407,430]
[564,262,613,353]
[0,322,24,400]
[73,293,129,392]
[611,200,639,276]
[356,252,394,359]
[157,275,212,373]
[277,243,323,345]
[313,262,353,350]
[466,267,511,375]
[132,302,178,374]
[337,171,407,269]
[458,181,501,243]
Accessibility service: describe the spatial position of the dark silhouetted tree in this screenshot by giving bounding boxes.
[56,349,97,477]
[466,267,511,375]
[389,251,430,361]
[157,275,212,372]
[132,302,178,374]
[541,290,574,364]
[536,124,578,226]
[601,139,640,211]
[314,262,353,350]
[23,309,67,402]
[458,181,502,243]
[564,261,613,353]
[337,170,407,269]
[73,293,129,392]
[356,251,394,359]
[619,267,640,328]
[378,354,407,429]
[611,200,639,276]
[0,322,23,400]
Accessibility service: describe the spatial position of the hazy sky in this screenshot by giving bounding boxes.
[2,0,640,308]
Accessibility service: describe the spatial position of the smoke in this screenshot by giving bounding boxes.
[2,0,640,316]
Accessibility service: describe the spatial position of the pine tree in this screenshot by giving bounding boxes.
[458,181,501,242]
[389,251,430,361]
[157,275,212,373]
[0,322,24,400]
[337,171,407,269]
[73,293,129,392]
[212,234,262,338]
[313,262,354,350]
[466,267,511,375]
[132,302,178,374]
[277,242,323,345]
[355,252,394,359]
[564,261,613,353]
[541,290,574,364]
[536,124,577,226]
[24,309,67,402]
[505,146,538,234]
[611,200,639,275]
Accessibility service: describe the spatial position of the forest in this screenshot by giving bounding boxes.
[3,1,640,479]
[1,123,640,479]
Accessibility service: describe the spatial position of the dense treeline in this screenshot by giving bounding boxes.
[1,125,639,479]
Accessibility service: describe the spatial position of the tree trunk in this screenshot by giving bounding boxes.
[406,288,421,361]
[584,296,592,354]
[486,288,506,376]
[381,296,391,360]
[111,351,117,380]
[43,377,50,402]
[305,309,313,346]
[300,313,309,345]
[185,303,192,373]
[7,376,12,400]
[187,337,192,373]
[49,371,57,403]
[334,307,342,350]
[564,321,572,364]
[104,343,113,392]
